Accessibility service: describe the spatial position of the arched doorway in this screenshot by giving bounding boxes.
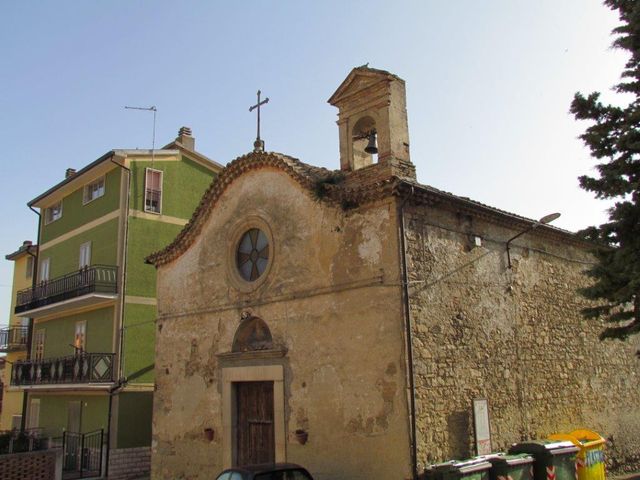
[220,317,286,468]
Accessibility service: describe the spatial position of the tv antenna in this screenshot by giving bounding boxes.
[125,105,157,164]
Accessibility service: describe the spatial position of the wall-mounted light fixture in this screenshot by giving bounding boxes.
[506,212,560,269]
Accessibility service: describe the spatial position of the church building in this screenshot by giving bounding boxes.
[146,67,640,480]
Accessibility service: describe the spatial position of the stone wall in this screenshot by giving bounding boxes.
[152,169,412,480]
[108,446,151,480]
[405,203,640,474]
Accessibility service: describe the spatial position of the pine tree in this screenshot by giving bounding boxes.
[571,0,640,349]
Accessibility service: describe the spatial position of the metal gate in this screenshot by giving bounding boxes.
[62,429,104,479]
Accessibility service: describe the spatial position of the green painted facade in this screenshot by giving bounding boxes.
[39,217,119,278]
[26,147,219,451]
[126,217,183,297]
[121,303,156,384]
[129,155,215,218]
[33,307,114,358]
[117,392,153,448]
[31,394,109,438]
[40,167,121,245]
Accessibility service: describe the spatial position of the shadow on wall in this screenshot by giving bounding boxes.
[447,411,471,459]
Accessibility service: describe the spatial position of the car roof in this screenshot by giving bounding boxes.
[222,463,308,474]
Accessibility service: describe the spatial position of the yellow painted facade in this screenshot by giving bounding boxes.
[1,242,36,430]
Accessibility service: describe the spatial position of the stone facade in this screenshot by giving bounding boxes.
[404,202,640,474]
[148,67,640,479]
[151,166,412,480]
[108,446,151,480]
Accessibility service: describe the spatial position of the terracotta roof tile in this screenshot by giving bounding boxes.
[145,151,340,267]
[146,151,586,267]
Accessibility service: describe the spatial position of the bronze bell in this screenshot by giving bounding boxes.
[364,131,378,154]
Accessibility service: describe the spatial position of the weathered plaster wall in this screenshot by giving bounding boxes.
[152,169,411,480]
[405,204,640,474]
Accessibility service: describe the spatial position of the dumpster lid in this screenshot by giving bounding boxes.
[549,430,606,449]
[547,441,579,455]
[485,453,534,467]
[428,458,492,475]
[452,458,493,474]
[509,440,579,456]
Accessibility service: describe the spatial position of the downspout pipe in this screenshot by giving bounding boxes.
[110,156,131,381]
[108,156,131,474]
[398,184,417,479]
[104,380,124,478]
[20,206,41,432]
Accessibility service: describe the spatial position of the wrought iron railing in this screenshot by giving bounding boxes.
[62,429,104,478]
[14,265,118,314]
[0,326,29,352]
[11,352,115,386]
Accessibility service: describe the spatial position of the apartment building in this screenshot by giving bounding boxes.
[9,127,221,477]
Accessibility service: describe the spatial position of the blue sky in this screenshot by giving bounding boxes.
[0,1,628,321]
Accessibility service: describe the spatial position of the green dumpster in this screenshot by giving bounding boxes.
[509,440,579,480]
[424,458,493,480]
[485,453,534,480]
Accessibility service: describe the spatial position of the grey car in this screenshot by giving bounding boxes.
[215,463,314,480]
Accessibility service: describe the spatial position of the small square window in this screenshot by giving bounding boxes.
[83,176,105,204]
[45,201,62,224]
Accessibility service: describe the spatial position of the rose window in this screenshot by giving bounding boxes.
[236,229,270,282]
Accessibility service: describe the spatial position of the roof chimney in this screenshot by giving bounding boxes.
[177,126,195,151]
[65,168,77,179]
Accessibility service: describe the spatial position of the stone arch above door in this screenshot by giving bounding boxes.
[232,316,273,353]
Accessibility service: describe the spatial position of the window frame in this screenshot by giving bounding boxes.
[82,175,105,205]
[25,256,34,279]
[11,415,22,430]
[79,241,92,269]
[33,329,45,361]
[44,201,63,225]
[74,320,87,354]
[27,399,40,430]
[39,258,50,283]
[144,168,163,214]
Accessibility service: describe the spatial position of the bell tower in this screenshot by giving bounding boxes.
[328,66,415,179]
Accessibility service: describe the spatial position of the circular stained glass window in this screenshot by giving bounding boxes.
[236,228,270,282]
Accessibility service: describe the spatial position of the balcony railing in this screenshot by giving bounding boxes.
[0,326,29,352]
[11,352,115,386]
[15,265,118,315]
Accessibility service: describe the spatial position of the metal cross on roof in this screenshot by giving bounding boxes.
[249,90,269,152]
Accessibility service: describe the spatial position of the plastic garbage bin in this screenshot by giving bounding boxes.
[509,440,579,480]
[485,453,535,480]
[424,458,493,480]
[549,429,606,480]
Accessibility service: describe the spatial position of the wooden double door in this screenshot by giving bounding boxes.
[235,381,275,466]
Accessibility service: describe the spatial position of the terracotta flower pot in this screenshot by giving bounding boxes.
[294,429,308,445]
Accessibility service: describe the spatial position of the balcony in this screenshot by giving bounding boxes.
[0,326,29,352]
[11,352,115,387]
[15,265,118,318]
